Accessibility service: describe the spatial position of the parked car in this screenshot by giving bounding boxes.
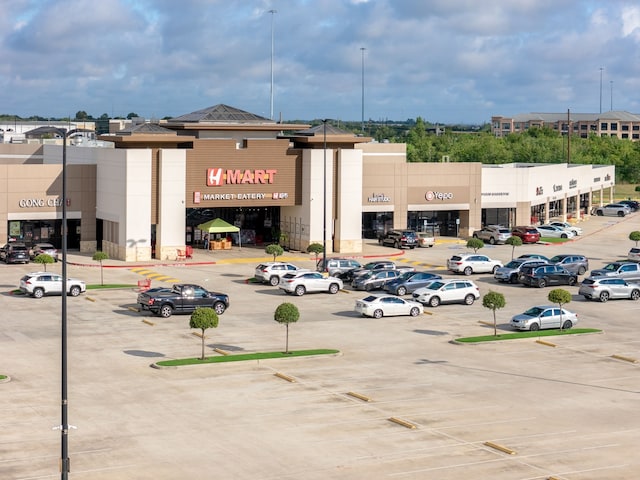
[29,242,59,261]
[0,243,30,264]
[346,261,413,282]
[548,254,589,275]
[416,232,435,248]
[518,264,578,288]
[354,294,423,318]
[316,258,362,278]
[536,224,575,239]
[549,221,582,236]
[619,200,639,212]
[447,253,502,275]
[518,253,551,262]
[255,262,306,286]
[382,271,443,296]
[379,230,418,249]
[137,284,229,318]
[588,261,640,281]
[494,258,547,284]
[472,225,512,245]
[510,226,540,244]
[629,247,640,262]
[510,305,578,331]
[278,272,343,296]
[579,277,640,302]
[594,203,631,217]
[412,279,480,307]
[352,270,402,291]
[19,272,86,298]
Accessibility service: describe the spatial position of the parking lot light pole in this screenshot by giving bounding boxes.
[60,129,70,479]
[322,120,328,269]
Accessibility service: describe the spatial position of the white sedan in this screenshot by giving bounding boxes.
[549,221,582,236]
[536,224,576,239]
[278,272,343,296]
[354,294,423,318]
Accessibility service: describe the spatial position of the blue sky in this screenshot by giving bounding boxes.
[2,0,640,124]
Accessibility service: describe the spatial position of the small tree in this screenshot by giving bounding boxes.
[189,307,219,360]
[33,253,55,272]
[466,237,484,253]
[505,235,522,259]
[548,288,572,330]
[307,242,324,263]
[265,243,284,261]
[629,231,640,247]
[92,251,109,286]
[274,302,300,354]
[482,291,506,336]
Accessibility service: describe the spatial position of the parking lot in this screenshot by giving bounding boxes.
[1,214,639,480]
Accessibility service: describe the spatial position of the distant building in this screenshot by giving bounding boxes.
[491,111,640,140]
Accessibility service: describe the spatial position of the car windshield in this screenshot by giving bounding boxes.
[549,256,563,263]
[498,228,510,234]
[601,264,618,271]
[397,271,416,281]
[426,281,445,290]
[363,263,379,270]
[504,260,524,268]
[523,306,544,316]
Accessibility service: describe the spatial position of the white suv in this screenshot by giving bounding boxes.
[254,262,305,286]
[19,272,86,298]
[412,279,480,307]
[447,253,502,275]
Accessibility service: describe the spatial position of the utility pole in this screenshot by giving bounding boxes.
[360,47,366,133]
[599,67,604,114]
[269,9,277,120]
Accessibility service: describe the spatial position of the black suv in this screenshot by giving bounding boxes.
[519,264,577,288]
[0,243,30,264]
[379,230,418,249]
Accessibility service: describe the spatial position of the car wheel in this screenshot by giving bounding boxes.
[428,296,440,307]
[562,320,573,329]
[537,278,547,288]
[472,234,478,239]
[373,309,383,319]
[561,234,568,239]
[32,288,45,299]
[409,307,420,317]
[509,274,518,284]
[631,290,640,301]
[578,267,586,275]
[463,266,472,276]
[596,210,603,216]
[599,291,610,302]
[159,304,173,318]
[294,285,306,296]
[618,211,625,217]
[69,286,81,297]
[529,323,540,331]
[328,283,340,294]
[492,265,500,274]
[464,294,475,305]
[213,302,226,314]
[567,276,577,286]
[394,241,400,249]
[397,286,407,296]
[269,276,279,286]
[489,237,496,245]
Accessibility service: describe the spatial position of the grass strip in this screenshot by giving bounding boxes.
[0,375,6,380]
[539,237,571,243]
[456,328,601,343]
[156,349,339,367]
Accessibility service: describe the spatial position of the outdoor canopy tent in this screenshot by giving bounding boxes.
[196,218,241,248]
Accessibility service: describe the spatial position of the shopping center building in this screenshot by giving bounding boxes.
[0,104,616,261]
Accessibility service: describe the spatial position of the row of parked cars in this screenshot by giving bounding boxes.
[1,242,60,264]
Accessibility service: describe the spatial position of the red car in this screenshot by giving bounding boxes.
[511,226,540,244]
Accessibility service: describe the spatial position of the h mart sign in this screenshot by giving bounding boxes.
[207,168,277,186]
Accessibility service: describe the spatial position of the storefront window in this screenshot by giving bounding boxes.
[362,212,393,239]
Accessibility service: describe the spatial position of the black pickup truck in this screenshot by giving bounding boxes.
[137,284,229,318]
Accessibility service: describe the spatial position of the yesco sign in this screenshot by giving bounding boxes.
[425,190,454,201]
[207,168,277,186]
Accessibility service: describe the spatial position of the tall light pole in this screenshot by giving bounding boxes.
[269,9,277,120]
[60,130,70,479]
[599,67,604,114]
[360,47,366,133]
[322,120,328,268]
[610,80,613,111]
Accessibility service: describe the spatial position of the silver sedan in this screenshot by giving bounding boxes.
[510,305,578,331]
[354,295,423,318]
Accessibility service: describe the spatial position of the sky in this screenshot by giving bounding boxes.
[1,0,640,125]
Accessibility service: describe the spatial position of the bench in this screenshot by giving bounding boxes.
[137,278,152,291]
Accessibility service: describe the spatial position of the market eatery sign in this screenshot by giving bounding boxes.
[18,197,68,208]
[207,168,277,186]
